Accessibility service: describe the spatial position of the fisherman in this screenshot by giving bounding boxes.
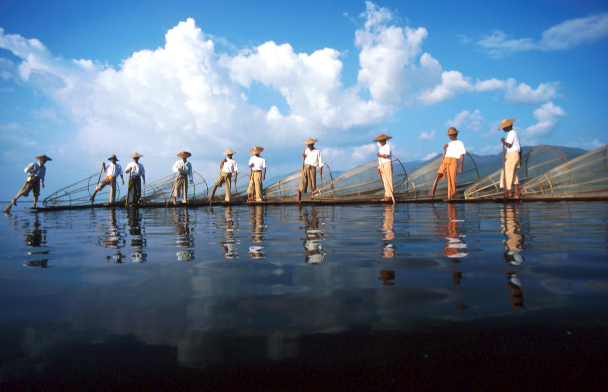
[90,155,124,203]
[498,119,521,199]
[375,133,394,202]
[8,154,52,210]
[429,127,466,199]
[209,149,238,202]
[172,151,193,204]
[125,152,146,205]
[247,146,266,202]
[297,138,324,202]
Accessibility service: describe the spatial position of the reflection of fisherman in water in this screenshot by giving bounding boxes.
[381,205,395,258]
[378,270,395,286]
[299,206,325,264]
[173,207,195,261]
[505,272,524,309]
[501,203,525,265]
[126,205,147,262]
[502,203,525,309]
[101,209,125,249]
[249,205,266,259]
[106,250,126,263]
[23,212,46,248]
[219,206,239,259]
[438,203,468,261]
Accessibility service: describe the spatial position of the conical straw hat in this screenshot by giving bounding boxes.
[35,154,52,162]
[107,154,119,161]
[250,146,264,154]
[129,152,143,158]
[373,133,392,142]
[303,138,318,145]
[498,119,515,130]
[177,151,191,158]
[223,149,236,155]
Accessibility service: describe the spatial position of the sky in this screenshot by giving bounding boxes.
[1,0,607,201]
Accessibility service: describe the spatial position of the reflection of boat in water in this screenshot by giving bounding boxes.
[465,145,568,200]
[28,145,608,212]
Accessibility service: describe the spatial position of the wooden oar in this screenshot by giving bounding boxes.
[166,174,179,208]
[431,149,447,203]
[124,171,132,208]
[502,144,507,203]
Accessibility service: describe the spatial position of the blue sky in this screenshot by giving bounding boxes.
[1,0,607,201]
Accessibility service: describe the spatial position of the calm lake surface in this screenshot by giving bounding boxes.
[2,202,608,390]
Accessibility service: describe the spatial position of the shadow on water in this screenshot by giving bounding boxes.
[1,202,608,390]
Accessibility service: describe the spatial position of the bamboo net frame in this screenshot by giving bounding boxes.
[396,153,479,200]
[464,145,568,199]
[520,144,608,198]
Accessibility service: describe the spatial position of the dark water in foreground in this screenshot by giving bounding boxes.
[1,202,607,390]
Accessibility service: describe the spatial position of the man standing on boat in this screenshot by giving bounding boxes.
[209,149,238,202]
[125,152,146,205]
[90,155,124,203]
[172,151,193,204]
[8,154,52,210]
[297,138,324,202]
[499,119,521,199]
[429,127,465,200]
[247,146,266,202]
[375,133,394,202]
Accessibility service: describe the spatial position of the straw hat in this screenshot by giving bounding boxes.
[498,119,515,130]
[107,154,119,161]
[177,151,191,158]
[223,149,236,155]
[35,154,52,162]
[249,146,264,154]
[129,152,143,159]
[446,127,459,135]
[373,133,392,142]
[303,138,318,145]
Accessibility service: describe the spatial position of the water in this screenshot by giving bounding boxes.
[1,202,607,389]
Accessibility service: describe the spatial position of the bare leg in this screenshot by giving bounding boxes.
[32,196,38,208]
[429,174,441,197]
[297,191,301,202]
[513,184,520,199]
[209,185,218,202]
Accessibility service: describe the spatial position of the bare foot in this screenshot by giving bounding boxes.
[429,191,434,197]
[11,198,17,206]
[381,197,391,202]
[173,199,177,205]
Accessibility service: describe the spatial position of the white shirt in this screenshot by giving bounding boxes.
[126,162,145,177]
[25,162,46,181]
[249,156,266,171]
[222,158,238,174]
[378,143,392,164]
[506,130,521,153]
[105,162,123,178]
[304,148,324,168]
[445,140,466,159]
[173,160,193,181]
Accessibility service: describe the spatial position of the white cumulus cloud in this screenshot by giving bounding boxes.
[446,110,485,131]
[477,13,608,57]
[525,102,567,138]
[504,79,559,105]
[417,130,435,141]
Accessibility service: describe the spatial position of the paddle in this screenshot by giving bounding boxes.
[166,174,179,208]
[502,144,507,203]
[124,171,132,208]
